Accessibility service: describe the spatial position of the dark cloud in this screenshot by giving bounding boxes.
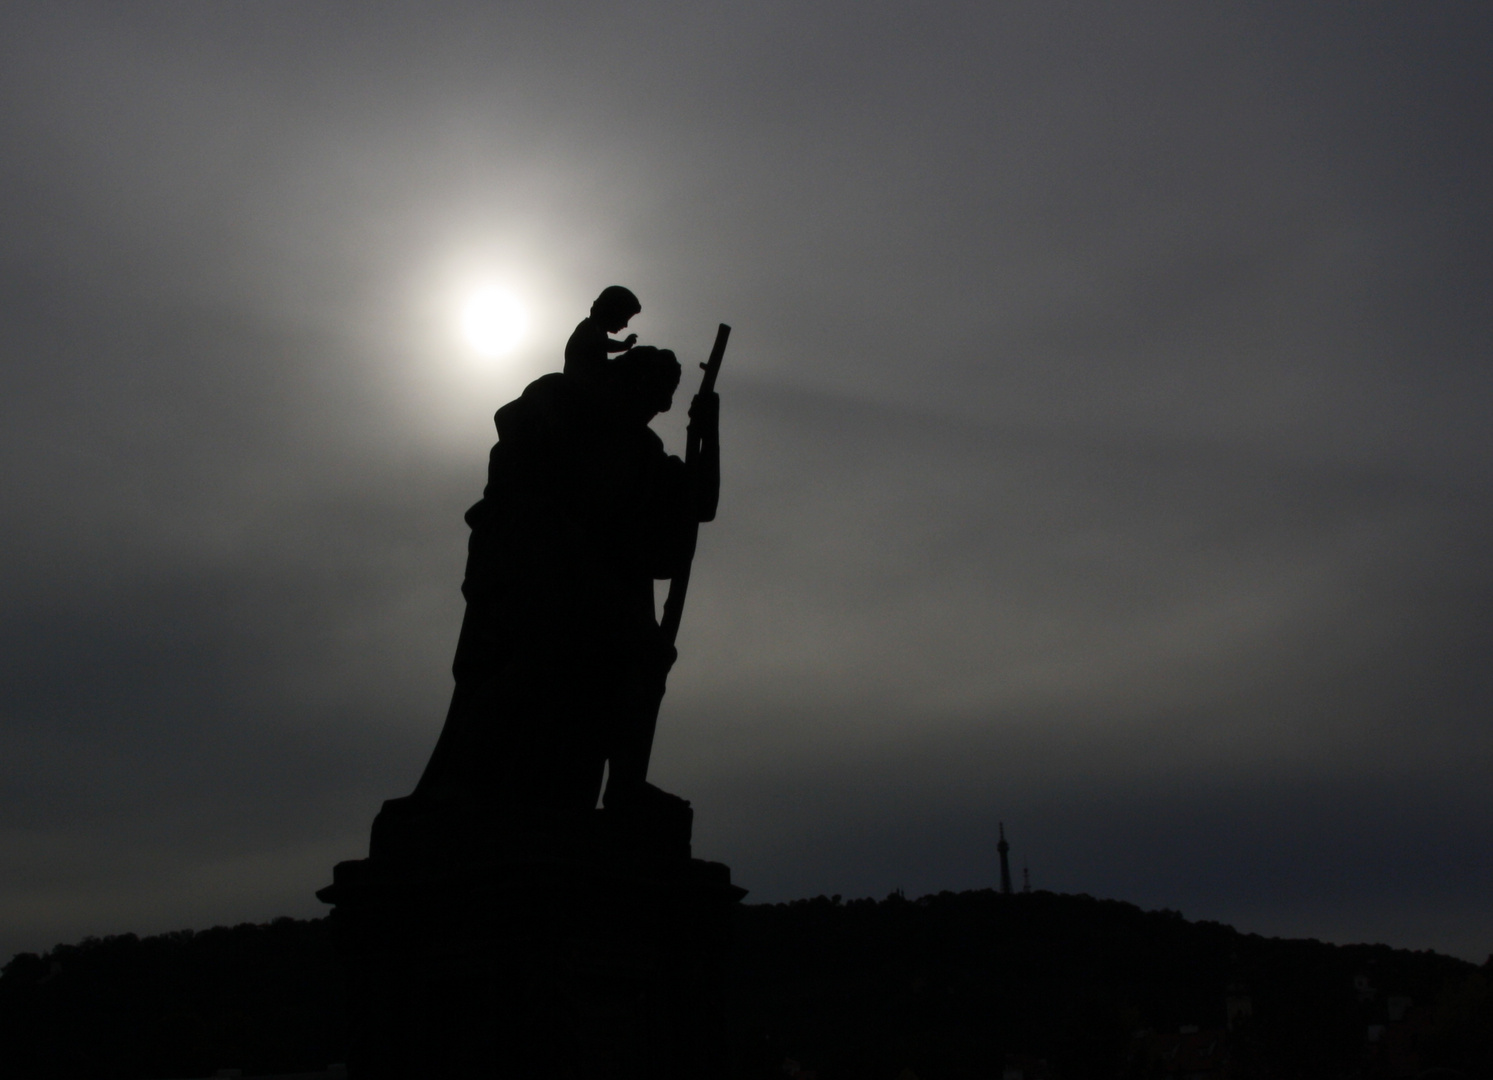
[2,3,1491,963]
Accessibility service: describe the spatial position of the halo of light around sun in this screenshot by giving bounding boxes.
[460,286,526,357]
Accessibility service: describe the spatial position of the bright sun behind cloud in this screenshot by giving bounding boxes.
[460,285,527,357]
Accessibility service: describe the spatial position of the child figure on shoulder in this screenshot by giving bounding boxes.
[564,285,641,384]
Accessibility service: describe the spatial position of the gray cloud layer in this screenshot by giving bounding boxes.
[2,3,1490,962]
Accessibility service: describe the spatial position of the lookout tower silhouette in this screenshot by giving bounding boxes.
[998,822,1013,895]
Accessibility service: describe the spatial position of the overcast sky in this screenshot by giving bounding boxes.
[2,2,1490,965]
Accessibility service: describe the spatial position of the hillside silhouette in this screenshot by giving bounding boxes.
[2,890,1489,1079]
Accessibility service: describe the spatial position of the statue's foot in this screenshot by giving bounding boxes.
[602,781,693,855]
[604,780,690,813]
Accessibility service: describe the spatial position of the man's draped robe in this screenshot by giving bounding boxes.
[413,373,694,813]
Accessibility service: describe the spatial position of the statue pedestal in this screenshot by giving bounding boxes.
[318,802,745,1080]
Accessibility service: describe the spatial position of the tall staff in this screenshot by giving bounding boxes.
[660,322,730,650]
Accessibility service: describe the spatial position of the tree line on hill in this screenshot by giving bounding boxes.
[1,889,1488,1079]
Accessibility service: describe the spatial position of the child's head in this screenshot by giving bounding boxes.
[590,285,641,332]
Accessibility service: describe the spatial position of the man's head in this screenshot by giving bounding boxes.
[591,285,641,332]
[606,346,680,420]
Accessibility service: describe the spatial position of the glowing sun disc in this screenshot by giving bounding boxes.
[461,287,526,356]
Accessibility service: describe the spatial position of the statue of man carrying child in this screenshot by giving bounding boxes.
[409,286,721,822]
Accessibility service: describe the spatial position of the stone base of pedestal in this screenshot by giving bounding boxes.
[317,801,745,1080]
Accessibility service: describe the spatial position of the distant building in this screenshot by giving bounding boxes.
[1002,1053,1054,1080]
[1225,983,1253,1031]
[1131,1026,1230,1079]
[998,822,1012,895]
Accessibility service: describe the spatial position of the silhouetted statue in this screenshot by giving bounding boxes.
[409,344,717,820]
[320,319,739,1080]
